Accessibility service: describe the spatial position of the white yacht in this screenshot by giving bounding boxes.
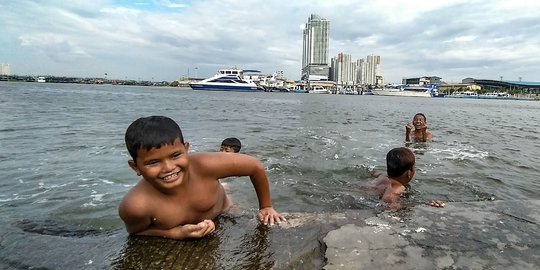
[372,84,440,97]
[447,91,479,98]
[189,68,264,92]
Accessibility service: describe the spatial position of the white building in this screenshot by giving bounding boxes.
[356,55,381,86]
[302,14,330,81]
[331,53,356,88]
[1,63,10,76]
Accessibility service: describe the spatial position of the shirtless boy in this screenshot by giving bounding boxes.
[405,113,433,142]
[118,116,285,240]
[372,147,444,208]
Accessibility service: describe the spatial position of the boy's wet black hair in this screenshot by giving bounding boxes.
[415,113,427,122]
[125,116,184,161]
[221,137,241,153]
[386,147,415,177]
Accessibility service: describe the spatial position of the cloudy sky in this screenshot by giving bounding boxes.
[1,0,539,83]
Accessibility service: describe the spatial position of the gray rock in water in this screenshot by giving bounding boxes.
[1,200,538,270]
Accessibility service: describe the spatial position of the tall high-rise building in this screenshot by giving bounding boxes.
[331,53,355,86]
[356,55,380,86]
[302,14,330,81]
[1,63,10,76]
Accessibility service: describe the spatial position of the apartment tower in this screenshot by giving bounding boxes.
[302,14,330,81]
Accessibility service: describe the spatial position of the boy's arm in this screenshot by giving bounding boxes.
[248,159,286,225]
[196,153,286,225]
[119,199,215,239]
[405,122,413,141]
[132,220,215,239]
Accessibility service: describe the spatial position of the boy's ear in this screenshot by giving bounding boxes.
[128,160,141,176]
[407,168,415,180]
[184,142,190,151]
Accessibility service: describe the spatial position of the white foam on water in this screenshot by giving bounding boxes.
[430,144,488,161]
[100,179,114,184]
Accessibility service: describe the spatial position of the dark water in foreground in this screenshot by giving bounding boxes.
[1,82,539,268]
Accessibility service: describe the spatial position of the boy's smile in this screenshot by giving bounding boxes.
[128,138,190,191]
[412,115,426,129]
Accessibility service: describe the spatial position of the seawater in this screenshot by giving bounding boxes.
[1,82,540,266]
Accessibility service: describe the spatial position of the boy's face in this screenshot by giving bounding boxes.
[219,145,236,153]
[128,138,190,191]
[412,115,426,130]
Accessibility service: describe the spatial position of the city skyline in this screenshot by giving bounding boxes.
[1,0,540,83]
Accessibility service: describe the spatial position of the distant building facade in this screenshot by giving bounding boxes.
[330,53,356,88]
[302,14,330,81]
[357,55,380,86]
[1,63,10,76]
[402,76,441,85]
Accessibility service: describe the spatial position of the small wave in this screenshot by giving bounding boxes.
[430,145,488,161]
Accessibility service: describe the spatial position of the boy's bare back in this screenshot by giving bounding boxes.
[371,173,406,207]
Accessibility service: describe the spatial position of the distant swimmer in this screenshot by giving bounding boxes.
[220,137,242,153]
[371,147,444,209]
[405,113,432,142]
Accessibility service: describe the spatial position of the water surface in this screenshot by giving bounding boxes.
[1,82,539,268]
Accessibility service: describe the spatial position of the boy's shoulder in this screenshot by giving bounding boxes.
[119,182,156,219]
[388,179,406,194]
[121,181,154,205]
[190,151,245,164]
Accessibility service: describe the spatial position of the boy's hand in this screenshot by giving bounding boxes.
[405,122,414,131]
[258,207,286,226]
[428,200,445,208]
[178,219,215,238]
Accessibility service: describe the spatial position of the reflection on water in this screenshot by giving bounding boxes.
[111,215,287,270]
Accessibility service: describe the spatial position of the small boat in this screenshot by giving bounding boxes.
[308,87,331,94]
[361,90,374,95]
[478,92,513,99]
[371,84,440,97]
[447,91,479,98]
[36,76,46,83]
[189,68,264,92]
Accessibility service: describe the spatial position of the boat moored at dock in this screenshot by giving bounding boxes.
[447,91,479,98]
[189,68,264,92]
[371,84,441,97]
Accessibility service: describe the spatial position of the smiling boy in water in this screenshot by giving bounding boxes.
[118,116,285,240]
[372,147,444,208]
[405,113,433,142]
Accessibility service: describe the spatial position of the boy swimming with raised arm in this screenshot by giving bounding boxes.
[118,116,285,240]
[405,113,433,142]
[372,147,444,208]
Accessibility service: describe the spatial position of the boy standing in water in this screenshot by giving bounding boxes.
[119,116,285,240]
[372,147,444,208]
[220,137,242,153]
[405,113,433,142]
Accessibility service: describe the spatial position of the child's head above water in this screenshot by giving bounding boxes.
[220,137,241,153]
[386,147,415,179]
[125,116,184,162]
